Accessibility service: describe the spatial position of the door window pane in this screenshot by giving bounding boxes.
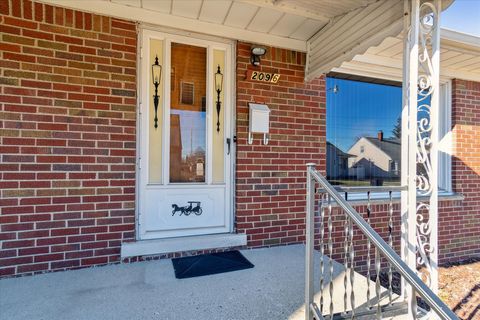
[169,43,207,183]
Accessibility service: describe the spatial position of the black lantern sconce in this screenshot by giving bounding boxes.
[151,55,162,129]
[250,46,266,66]
[214,64,223,132]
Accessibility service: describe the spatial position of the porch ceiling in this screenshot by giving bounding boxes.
[41,0,454,80]
[40,0,382,51]
[305,0,454,81]
[333,28,480,82]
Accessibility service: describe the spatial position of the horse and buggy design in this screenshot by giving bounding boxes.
[171,201,202,216]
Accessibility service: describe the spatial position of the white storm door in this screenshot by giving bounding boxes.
[138,30,233,240]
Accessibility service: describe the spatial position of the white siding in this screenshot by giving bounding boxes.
[348,138,392,175]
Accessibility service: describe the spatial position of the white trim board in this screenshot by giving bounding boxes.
[442,28,480,50]
[121,233,247,258]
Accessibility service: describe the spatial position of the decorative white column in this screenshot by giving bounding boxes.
[400,0,412,304]
[402,0,441,317]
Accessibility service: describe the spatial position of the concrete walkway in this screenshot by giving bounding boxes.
[0,245,407,320]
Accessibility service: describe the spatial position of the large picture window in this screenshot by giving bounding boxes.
[326,76,402,187]
[326,75,452,192]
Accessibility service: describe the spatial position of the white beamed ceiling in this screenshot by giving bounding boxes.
[41,0,382,51]
[334,28,480,82]
[40,0,470,81]
[115,0,333,42]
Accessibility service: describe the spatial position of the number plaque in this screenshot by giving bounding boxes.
[246,70,280,84]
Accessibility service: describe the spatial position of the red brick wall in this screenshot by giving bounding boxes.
[1,2,478,278]
[0,0,137,277]
[233,42,407,271]
[235,42,326,247]
[439,79,480,263]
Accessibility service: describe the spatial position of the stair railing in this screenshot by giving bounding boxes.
[305,163,458,320]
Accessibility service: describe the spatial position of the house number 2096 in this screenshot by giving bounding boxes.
[247,70,280,84]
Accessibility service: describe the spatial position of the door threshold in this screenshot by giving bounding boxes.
[121,233,247,258]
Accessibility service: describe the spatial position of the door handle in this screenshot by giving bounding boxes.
[226,138,231,155]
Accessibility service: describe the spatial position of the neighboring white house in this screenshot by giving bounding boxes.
[326,142,355,179]
[347,131,400,181]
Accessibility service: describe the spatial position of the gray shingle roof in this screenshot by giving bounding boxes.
[327,141,355,158]
[365,137,401,163]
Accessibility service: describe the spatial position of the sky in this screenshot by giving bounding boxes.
[441,0,480,36]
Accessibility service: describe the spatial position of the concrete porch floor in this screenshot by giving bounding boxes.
[0,244,408,320]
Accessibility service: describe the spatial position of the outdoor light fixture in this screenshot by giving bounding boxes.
[151,55,162,129]
[250,46,266,66]
[214,64,223,132]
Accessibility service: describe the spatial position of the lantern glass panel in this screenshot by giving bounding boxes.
[152,62,162,85]
[215,69,223,92]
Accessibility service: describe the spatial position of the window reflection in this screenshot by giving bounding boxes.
[170,43,207,183]
[326,77,402,187]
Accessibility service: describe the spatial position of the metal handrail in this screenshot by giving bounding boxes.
[324,185,407,194]
[306,164,458,320]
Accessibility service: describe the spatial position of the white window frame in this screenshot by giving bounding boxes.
[326,77,453,201]
[438,80,452,193]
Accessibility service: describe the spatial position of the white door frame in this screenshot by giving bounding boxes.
[135,26,236,240]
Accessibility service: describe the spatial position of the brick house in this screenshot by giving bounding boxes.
[0,0,479,282]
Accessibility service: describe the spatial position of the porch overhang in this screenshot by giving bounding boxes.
[39,0,453,81]
[333,28,480,83]
[305,0,454,81]
[305,0,405,81]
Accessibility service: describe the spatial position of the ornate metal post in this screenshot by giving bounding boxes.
[401,0,411,304]
[305,163,316,320]
[403,0,441,317]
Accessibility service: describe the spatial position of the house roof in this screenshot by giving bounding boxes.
[364,137,401,163]
[326,142,355,158]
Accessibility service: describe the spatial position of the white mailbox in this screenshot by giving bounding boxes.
[248,103,270,145]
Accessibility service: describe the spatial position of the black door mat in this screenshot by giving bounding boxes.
[172,250,254,279]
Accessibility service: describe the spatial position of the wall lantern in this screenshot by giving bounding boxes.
[250,47,266,66]
[151,55,162,129]
[214,64,223,132]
